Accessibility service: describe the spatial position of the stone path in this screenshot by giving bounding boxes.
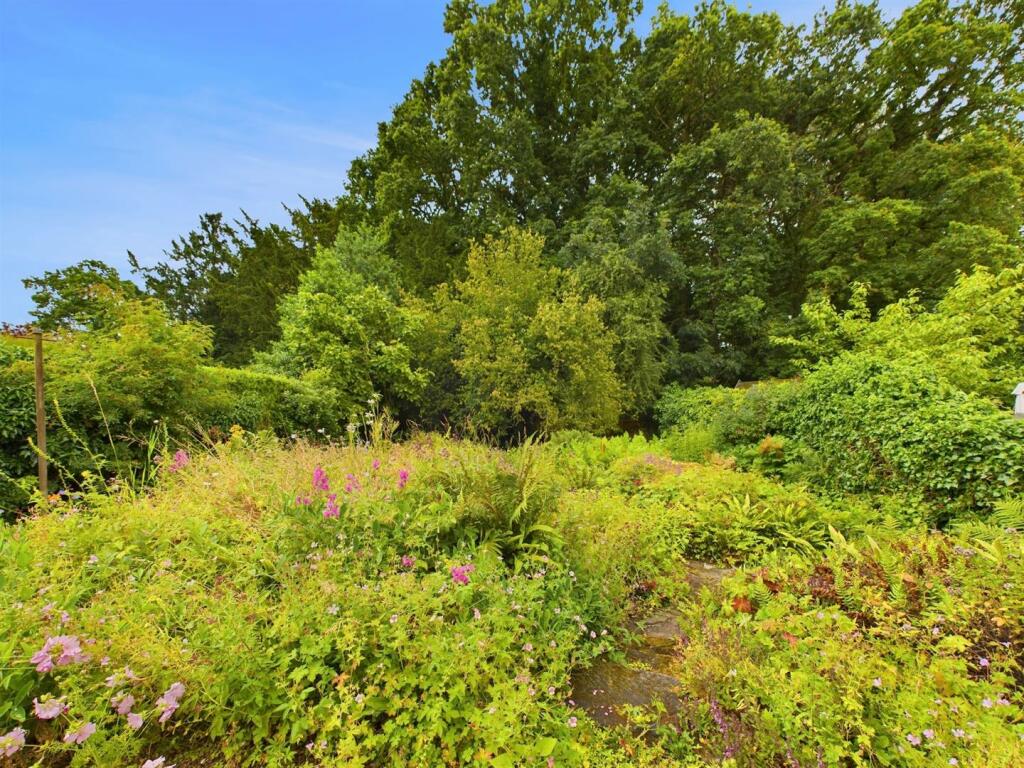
[569,561,735,730]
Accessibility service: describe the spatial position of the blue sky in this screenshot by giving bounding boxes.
[0,0,912,323]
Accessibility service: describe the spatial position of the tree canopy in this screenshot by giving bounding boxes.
[23,0,1024,431]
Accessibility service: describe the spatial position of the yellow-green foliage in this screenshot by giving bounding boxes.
[780,264,1024,405]
[453,228,622,436]
[0,437,636,767]
[671,529,1024,767]
[2,436,1021,767]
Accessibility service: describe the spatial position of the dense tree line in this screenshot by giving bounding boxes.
[23,0,1024,434]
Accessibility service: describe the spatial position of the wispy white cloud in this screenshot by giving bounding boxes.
[1,88,372,319]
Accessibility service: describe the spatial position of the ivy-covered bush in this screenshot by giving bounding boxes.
[793,354,1024,519]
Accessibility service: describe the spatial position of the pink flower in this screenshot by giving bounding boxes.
[372,459,381,470]
[979,657,990,668]
[0,727,26,757]
[923,729,935,740]
[33,695,67,719]
[105,666,139,687]
[167,450,190,473]
[63,722,96,744]
[323,493,340,519]
[344,473,361,493]
[156,682,185,724]
[126,712,143,730]
[112,692,136,715]
[450,564,475,585]
[396,468,410,490]
[401,555,415,569]
[30,634,87,672]
[142,758,176,768]
[312,466,330,492]
[295,495,311,506]
[567,716,578,728]
[522,643,533,652]
[906,733,921,746]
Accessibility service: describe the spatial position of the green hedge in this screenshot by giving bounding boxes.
[0,342,36,511]
[0,337,348,514]
[655,380,801,447]
[201,366,345,436]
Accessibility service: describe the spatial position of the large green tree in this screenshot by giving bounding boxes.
[345,0,642,291]
[47,0,1019,427]
[263,227,428,417]
[451,228,622,435]
[129,198,344,365]
[22,260,141,332]
[340,0,1022,394]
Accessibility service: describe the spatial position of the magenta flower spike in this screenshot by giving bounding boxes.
[312,466,330,492]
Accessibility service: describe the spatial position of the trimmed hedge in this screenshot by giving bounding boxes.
[0,336,349,514]
[0,342,36,511]
[202,366,345,436]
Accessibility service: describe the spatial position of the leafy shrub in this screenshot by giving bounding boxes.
[655,385,743,435]
[655,381,801,449]
[557,458,841,574]
[451,228,622,436]
[794,353,1024,519]
[661,424,717,463]
[779,264,1024,404]
[413,436,565,563]
[264,227,429,416]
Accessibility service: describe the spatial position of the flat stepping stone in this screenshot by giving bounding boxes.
[682,560,735,592]
[570,657,683,729]
[641,608,686,647]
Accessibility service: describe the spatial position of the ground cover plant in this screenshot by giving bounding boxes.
[2,429,1022,767]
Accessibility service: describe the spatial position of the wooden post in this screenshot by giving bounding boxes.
[33,329,47,496]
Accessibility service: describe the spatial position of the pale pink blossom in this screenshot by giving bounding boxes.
[63,722,96,744]
[33,695,67,719]
[0,727,26,757]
